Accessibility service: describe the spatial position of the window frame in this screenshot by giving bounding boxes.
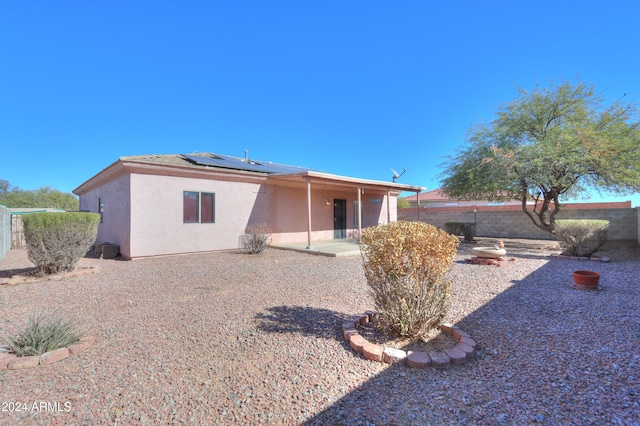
[183,191,215,224]
[353,200,363,228]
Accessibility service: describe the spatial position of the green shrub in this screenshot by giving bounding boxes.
[1,313,83,357]
[361,221,459,339]
[555,219,609,257]
[444,222,476,242]
[240,223,271,254]
[22,212,100,275]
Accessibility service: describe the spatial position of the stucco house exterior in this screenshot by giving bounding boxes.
[73,152,423,259]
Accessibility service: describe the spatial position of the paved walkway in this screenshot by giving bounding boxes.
[270,239,362,257]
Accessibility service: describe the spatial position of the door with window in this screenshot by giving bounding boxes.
[333,199,347,239]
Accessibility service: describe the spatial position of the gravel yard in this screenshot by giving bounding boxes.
[1,238,639,425]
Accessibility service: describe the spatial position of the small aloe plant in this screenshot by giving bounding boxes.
[1,313,84,357]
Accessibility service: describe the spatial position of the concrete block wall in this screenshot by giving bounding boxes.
[399,206,638,241]
[399,210,475,230]
[559,208,637,241]
[475,210,552,239]
[0,205,9,261]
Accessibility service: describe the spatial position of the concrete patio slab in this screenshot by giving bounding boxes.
[270,239,362,257]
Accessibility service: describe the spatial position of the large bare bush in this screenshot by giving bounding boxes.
[361,221,459,339]
[240,223,271,254]
[22,212,100,275]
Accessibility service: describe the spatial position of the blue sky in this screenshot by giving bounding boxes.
[2,1,639,206]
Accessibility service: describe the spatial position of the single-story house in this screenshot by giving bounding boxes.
[401,188,527,208]
[73,152,424,259]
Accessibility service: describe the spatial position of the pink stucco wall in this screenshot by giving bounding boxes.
[128,173,267,258]
[78,174,132,256]
[77,163,406,258]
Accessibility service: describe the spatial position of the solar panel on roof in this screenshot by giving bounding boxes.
[182,154,310,175]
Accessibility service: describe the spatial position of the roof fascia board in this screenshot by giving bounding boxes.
[74,159,268,195]
[268,170,424,192]
[73,160,124,195]
[120,161,269,184]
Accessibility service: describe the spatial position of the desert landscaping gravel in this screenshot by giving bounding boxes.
[1,238,639,425]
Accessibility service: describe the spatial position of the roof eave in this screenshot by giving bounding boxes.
[269,170,424,192]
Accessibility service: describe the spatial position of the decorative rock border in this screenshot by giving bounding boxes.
[0,336,95,371]
[467,256,516,267]
[342,312,475,369]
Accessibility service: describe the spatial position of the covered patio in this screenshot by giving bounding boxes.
[270,238,362,257]
[267,170,423,248]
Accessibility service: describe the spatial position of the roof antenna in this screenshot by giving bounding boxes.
[391,167,406,182]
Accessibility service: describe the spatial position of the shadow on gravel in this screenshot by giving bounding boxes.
[453,251,553,265]
[255,305,349,341]
[0,266,36,278]
[303,241,640,425]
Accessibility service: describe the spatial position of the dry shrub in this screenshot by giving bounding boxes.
[241,223,271,254]
[555,219,609,257]
[361,221,459,339]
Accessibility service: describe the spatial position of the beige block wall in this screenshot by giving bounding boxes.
[399,207,639,241]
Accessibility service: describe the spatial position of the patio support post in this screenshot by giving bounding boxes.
[357,187,362,241]
[386,190,391,224]
[416,190,420,221]
[306,179,312,249]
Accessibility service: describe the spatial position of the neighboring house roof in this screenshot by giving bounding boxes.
[75,153,424,195]
[402,189,456,202]
[400,188,632,210]
[402,188,521,203]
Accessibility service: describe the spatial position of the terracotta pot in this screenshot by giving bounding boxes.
[572,270,600,289]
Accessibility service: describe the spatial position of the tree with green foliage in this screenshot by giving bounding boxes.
[439,82,640,234]
[397,197,410,209]
[0,180,78,211]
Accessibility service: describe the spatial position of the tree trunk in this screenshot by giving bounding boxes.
[520,191,560,235]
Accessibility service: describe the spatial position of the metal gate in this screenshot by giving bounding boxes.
[0,206,10,260]
[11,214,26,249]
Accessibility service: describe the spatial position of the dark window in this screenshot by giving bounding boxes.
[183,192,198,223]
[183,191,215,224]
[200,193,215,223]
[353,200,363,227]
[98,198,104,223]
